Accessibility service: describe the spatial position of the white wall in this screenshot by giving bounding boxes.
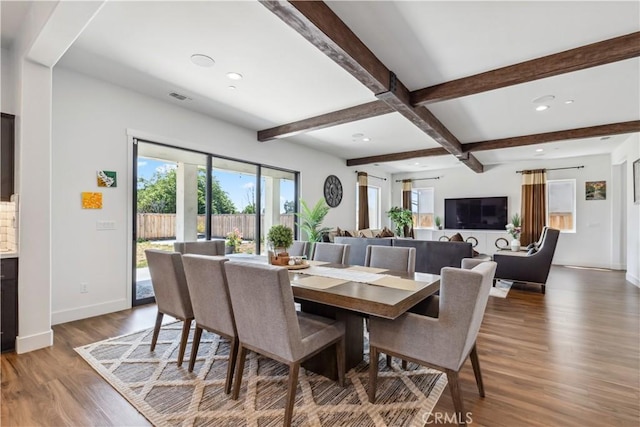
[612,134,640,286]
[392,154,615,269]
[51,67,387,324]
[1,48,16,114]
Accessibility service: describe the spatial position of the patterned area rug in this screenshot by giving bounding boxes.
[76,322,447,427]
[490,280,512,298]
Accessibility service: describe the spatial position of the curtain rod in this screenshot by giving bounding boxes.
[394,176,441,183]
[355,171,387,181]
[516,165,584,174]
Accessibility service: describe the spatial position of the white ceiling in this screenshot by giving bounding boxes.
[6,1,640,173]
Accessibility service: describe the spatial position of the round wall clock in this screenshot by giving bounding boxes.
[323,175,343,208]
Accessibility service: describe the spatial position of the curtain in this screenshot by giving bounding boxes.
[520,169,547,246]
[357,172,369,230]
[401,179,414,238]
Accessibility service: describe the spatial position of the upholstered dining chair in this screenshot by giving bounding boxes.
[287,240,309,257]
[365,245,416,274]
[181,254,238,394]
[224,262,346,427]
[311,242,350,264]
[368,261,497,427]
[144,249,194,367]
[174,240,226,256]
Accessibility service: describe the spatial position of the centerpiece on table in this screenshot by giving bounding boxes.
[225,227,243,254]
[505,213,522,251]
[267,224,294,265]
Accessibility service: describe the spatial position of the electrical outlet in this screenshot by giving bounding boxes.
[80,282,88,293]
[96,221,116,231]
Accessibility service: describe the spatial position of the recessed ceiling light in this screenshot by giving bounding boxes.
[228,85,237,90]
[535,105,550,112]
[532,95,555,104]
[564,100,574,104]
[226,72,243,80]
[362,137,371,142]
[352,133,364,138]
[536,148,544,152]
[190,54,215,68]
[414,162,420,165]
[600,136,611,141]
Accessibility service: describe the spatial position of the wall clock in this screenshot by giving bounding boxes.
[323,175,343,208]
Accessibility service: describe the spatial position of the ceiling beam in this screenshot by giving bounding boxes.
[462,120,640,152]
[346,121,640,166]
[261,0,484,173]
[347,147,449,167]
[258,100,393,141]
[411,31,640,106]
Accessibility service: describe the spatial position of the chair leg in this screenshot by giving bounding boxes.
[469,344,485,397]
[284,362,300,427]
[188,326,203,372]
[150,312,164,352]
[386,354,392,368]
[445,369,467,427]
[232,344,247,400]
[368,346,379,403]
[541,284,546,294]
[176,319,192,367]
[335,337,345,387]
[401,360,408,370]
[225,338,239,395]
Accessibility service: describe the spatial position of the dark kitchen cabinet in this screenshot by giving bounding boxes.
[1,258,18,352]
[1,113,15,201]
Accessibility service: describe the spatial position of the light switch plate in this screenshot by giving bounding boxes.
[96,220,116,230]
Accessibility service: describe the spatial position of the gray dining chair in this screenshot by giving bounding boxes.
[287,240,309,257]
[145,249,194,367]
[182,254,238,394]
[311,242,350,264]
[368,261,497,427]
[174,240,226,256]
[224,261,346,427]
[365,245,416,274]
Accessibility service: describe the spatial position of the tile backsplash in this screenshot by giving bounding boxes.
[0,199,18,252]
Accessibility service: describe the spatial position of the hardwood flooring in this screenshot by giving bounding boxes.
[2,266,638,426]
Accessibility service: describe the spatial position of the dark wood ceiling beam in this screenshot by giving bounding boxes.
[411,31,640,106]
[462,120,640,152]
[261,1,485,173]
[346,121,640,166]
[258,101,393,141]
[347,147,449,167]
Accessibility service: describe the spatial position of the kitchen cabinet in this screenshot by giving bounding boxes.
[1,113,15,201]
[1,258,18,352]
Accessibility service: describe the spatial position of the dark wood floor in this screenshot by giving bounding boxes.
[2,266,638,426]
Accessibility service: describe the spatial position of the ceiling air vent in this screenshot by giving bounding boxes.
[169,92,190,101]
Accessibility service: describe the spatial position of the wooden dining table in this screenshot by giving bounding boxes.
[227,255,440,379]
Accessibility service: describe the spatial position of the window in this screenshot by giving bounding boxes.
[411,188,434,229]
[547,179,576,232]
[355,185,381,229]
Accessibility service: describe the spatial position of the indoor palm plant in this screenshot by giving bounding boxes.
[295,199,331,243]
[387,206,413,237]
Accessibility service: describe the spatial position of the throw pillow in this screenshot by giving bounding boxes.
[359,229,374,238]
[379,227,395,238]
[527,247,538,256]
[343,230,353,237]
[449,232,464,242]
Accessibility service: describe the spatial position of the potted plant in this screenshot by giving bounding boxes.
[295,199,331,255]
[434,215,442,230]
[225,227,243,254]
[505,213,522,251]
[267,224,294,265]
[387,207,413,237]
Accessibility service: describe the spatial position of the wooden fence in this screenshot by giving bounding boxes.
[137,213,295,240]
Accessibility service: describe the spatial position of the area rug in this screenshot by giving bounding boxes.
[76,322,447,427]
[490,280,512,298]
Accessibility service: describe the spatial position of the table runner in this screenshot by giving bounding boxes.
[291,276,348,289]
[299,265,427,291]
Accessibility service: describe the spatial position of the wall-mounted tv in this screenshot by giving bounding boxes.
[444,197,508,230]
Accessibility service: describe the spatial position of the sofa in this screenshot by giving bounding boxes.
[334,236,473,275]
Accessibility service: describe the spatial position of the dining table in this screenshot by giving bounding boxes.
[226,254,441,379]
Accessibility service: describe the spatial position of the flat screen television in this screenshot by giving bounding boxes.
[444,197,508,230]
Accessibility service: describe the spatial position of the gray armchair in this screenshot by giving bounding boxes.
[225,262,346,427]
[144,249,194,367]
[365,245,416,274]
[368,261,497,426]
[493,227,560,294]
[174,240,226,256]
[182,254,238,394]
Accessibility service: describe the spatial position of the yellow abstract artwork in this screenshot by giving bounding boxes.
[82,192,103,209]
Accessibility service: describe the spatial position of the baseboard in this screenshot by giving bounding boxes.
[610,263,626,271]
[553,260,614,270]
[626,272,640,288]
[16,329,54,354]
[52,298,130,325]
